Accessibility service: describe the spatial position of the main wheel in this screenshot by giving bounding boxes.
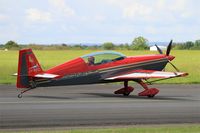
[18,94,22,98]
[147,95,155,98]
[123,92,130,96]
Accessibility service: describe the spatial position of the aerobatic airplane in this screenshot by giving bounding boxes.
[15,40,188,98]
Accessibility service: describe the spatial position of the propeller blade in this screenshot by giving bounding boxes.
[162,68,165,71]
[155,44,163,54]
[168,60,180,72]
[166,40,173,56]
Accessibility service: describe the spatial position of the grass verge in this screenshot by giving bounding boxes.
[0,50,199,84]
[1,124,200,133]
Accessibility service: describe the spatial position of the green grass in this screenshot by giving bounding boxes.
[0,50,200,84]
[1,125,200,133]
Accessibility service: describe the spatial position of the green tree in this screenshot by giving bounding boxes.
[174,43,185,50]
[195,40,200,46]
[124,43,130,50]
[102,42,115,50]
[189,40,200,50]
[131,36,149,50]
[184,41,194,49]
[4,40,19,49]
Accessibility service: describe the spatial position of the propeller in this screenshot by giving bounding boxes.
[155,40,180,72]
[155,44,163,54]
[166,40,173,56]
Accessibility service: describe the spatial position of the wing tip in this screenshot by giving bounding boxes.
[181,72,189,77]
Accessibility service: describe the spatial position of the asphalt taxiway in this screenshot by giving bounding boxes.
[0,84,200,129]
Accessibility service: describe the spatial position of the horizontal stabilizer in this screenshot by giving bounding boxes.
[13,73,17,76]
[13,73,60,79]
[34,73,60,79]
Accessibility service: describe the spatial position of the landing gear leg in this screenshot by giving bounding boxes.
[17,88,33,98]
[114,81,134,96]
[123,81,130,96]
[17,80,36,98]
[136,79,159,98]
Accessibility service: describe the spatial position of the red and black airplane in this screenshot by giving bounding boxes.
[15,40,188,98]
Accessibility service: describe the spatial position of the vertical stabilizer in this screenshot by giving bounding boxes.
[17,49,43,88]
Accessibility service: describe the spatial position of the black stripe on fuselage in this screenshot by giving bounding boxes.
[37,57,168,87]
[100,58,167,73]
[99,58,168,79]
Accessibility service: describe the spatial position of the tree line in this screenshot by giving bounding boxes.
[173,40,200,50]
[1,37,200,50]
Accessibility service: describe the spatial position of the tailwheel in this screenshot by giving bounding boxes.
[18,93,22,98]
[17,88,33,98]
[114,81,134,96]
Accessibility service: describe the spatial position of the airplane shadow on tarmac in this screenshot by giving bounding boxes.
[28,95,74,100]
[81,93,196,101]
[26,92,196,102]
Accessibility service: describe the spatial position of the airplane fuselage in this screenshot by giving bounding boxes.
[37,54,172,87]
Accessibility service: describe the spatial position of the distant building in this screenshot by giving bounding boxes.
[150,45,167,51]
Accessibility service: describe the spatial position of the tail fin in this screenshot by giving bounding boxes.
[17,49,43,88]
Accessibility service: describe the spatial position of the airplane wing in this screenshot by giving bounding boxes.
[105,70,188,80]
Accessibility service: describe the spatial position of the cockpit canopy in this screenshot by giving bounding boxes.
[81,51,126,65]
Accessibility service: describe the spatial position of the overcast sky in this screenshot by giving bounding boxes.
[0,0,199,44]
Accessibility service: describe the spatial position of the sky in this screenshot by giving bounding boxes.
[0,0,200,44]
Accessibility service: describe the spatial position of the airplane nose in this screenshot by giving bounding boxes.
[167,55,175,61]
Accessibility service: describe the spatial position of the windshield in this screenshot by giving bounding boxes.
[81,51,126,65]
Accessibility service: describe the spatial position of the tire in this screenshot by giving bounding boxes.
[147,95,155,98]
[123,92,130,96]
[18,94,22,98]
